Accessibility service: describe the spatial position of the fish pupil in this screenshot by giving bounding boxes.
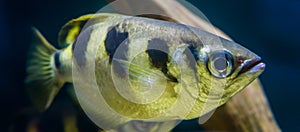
[213,57,227,71]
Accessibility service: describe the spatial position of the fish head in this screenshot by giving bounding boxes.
[143,25,266,118]
[177,29,266,116]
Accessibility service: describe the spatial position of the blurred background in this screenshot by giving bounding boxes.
[1,0,299,131]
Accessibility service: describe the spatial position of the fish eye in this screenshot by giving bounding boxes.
[208,50,234,78]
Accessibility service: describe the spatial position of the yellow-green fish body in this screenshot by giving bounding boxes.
[26,13,265,130]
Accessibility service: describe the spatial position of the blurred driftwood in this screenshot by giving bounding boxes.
[106,0,280,131]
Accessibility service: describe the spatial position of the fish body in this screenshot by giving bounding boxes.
[26,13,265,130]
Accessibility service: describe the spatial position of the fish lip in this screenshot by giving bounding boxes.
[238,58,265,75]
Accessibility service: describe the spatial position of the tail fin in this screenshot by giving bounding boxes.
[25,27,64,111]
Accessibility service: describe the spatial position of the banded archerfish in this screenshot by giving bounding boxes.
[25,13,265,130]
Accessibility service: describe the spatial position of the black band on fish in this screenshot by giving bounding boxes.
[182,45,200,82]
[147,38,169,69]
[184,45,199,72]
[73,27,93,67]
[187,45,199,60]
[104,25,129,63]
[72,38,77,52]
[146,38,178,82]
[181,38,204,50]
[54,52,61,69]
[58,19,88,48]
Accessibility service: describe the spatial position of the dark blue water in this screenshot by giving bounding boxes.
[1,0,299,131]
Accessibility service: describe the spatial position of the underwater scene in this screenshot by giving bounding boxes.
[1,0,300,131]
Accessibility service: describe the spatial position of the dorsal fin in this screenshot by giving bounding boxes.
[58,13,177,48]
[58,13,119,48]
[136,14,178,23]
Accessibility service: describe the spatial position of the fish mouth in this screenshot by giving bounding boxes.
[238,58,265,75]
